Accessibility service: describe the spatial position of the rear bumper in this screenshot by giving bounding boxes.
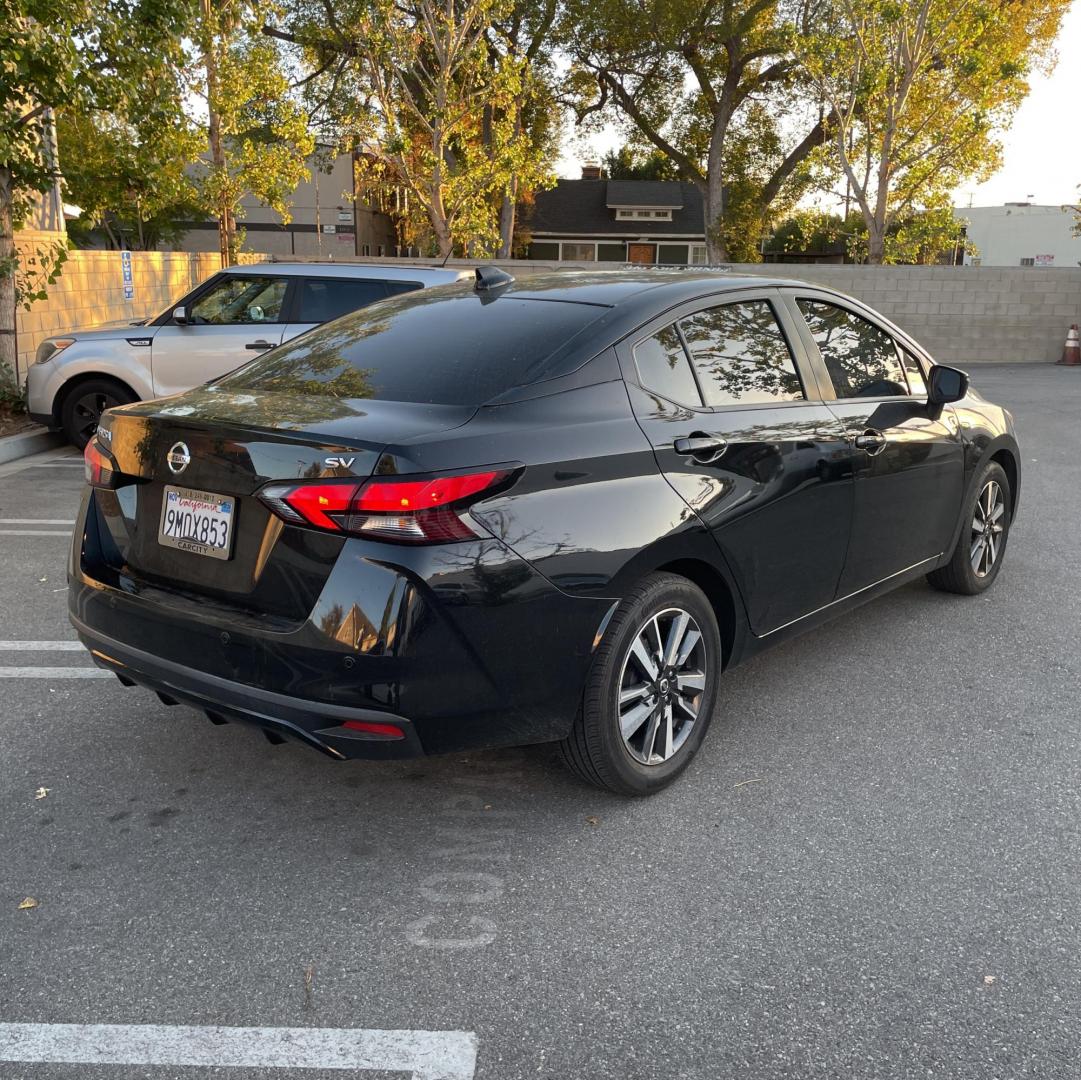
[69,488,615,760]
[72,616,425,759]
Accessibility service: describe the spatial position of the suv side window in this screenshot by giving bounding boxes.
[296,279,390,323]
[797,299,908,398]
[188,276,288,325]
[679,300,804,406]
[632,324,703,406]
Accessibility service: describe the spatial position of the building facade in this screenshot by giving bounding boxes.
[525,177,708,264]
[169,151,398,259]
[956,203,1081,268]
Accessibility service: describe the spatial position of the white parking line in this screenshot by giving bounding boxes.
[0,668,111,678]
[0,519,76,524]
[0,529,71,535]
[0,641,83,650]
[0,1023,478,1080]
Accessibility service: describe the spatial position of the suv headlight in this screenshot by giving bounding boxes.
[34,338,74,366]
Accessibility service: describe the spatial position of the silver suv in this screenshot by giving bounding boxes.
[27,262,471,446]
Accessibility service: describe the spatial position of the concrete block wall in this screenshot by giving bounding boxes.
[11,239,268,382]
[330,255,1081,366]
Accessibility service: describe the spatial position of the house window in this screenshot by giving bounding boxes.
[362,244,371,256]
[561,242,597,261]
[377,245,385,257]
[689,245,708,265]
[1020,257,1034,266]
[615,209,673,221]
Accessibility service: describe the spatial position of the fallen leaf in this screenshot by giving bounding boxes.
[483,804,492,811]
[735,778,764,788]
[585,815,599,826]
[18,898,38,910]
[34,787,49,800]
[983,975,997,986]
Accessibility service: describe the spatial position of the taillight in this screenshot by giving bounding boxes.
[83,439,118,489]
[257,468,514,544]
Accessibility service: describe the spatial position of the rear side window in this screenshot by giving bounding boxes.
[679,300,804,406]
[219,293,607,406]
[295,279,389,323]
[386,281,424,296]
[633,324,702,406]
[797,300,908,398]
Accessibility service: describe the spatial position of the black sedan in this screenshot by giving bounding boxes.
[72,268,1019,795]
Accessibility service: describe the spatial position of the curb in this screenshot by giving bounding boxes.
[0,426,66,467]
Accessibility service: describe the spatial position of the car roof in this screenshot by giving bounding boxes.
[500,268,803,307]
[229,262,472,284]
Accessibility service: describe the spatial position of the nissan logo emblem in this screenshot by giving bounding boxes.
[167,441,191,475]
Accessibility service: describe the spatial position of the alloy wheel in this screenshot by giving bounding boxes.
[971,479,1006,578]
[71,390,119,445]
[617,607,707,765]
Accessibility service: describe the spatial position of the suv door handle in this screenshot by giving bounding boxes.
[246,340,275,351]
[851,429,888,455]
[674,433,728,462]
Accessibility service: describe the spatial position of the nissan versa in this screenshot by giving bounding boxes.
[69,269,1019,795]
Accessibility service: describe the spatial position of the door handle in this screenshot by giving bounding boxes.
[851,429,888,455]
[246,340,275,351]
[674,432,728,462]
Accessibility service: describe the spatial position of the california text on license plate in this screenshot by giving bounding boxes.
[158,485,235,561]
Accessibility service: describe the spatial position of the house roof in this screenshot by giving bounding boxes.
[526,180,705,238]
[605,181,684,208]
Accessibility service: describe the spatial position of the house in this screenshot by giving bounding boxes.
[525,172,708,265]
[954,203,1081,268]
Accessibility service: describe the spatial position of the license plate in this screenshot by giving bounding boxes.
[158,485,235,561]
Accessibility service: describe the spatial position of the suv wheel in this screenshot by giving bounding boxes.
[60,379,137,449]
[927,460,1012,595]
[560,572,722,796]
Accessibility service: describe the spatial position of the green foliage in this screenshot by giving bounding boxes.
[272,0,558,256]
[602,146,678,181]
[797,0,1070,262]
[58,106,204,249]
[12,238,68,307]
[0,357,26,411]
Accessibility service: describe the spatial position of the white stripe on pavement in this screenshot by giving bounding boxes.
[0,668,111,679]
[0,518,76,524]
[0,530,71,535]
[0,641,83,651]
[0,1023,478,1080]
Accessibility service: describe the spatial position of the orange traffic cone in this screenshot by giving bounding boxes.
[1059,324,1081,366]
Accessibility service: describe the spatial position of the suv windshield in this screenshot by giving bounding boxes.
[217,290,608,406]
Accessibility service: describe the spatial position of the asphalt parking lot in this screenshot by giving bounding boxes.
[0,362,1078,1080]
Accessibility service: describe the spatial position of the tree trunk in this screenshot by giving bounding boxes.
[0,167,17,383]
[203,0,234,267]
[702,173,727,263]
[497,179,517,258]
[866,226,886,264]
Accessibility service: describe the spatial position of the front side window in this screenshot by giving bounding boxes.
[678,300,804,406]
[899,347,927,395]
[633,324,702,406]
[296,279,389,323]
[797,300,908,398]
[187,276,288,325]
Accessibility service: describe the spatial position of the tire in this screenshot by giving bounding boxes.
[927,460,1012,595]
[559,572,722,796]
[60,378,137,449]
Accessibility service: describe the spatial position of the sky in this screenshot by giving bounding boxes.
[557,1,1081,210]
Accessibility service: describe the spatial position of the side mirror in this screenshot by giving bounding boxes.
[928,364,968,405]
[172,305,189,325]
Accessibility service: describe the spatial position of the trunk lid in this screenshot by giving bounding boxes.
[88,387,476,619]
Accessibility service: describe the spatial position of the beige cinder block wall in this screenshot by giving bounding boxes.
[12,240,267,382]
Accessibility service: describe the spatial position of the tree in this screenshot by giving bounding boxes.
[266,0,557,257]
[602,145,678,181]
[58,103,205,250]
[0,0,191,376]
[799,0,1069,264]
[196,0,315,264]
[560,0,829,262]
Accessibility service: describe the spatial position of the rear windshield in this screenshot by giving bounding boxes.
[217,290,608,405]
